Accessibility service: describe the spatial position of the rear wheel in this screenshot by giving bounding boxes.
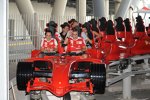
[78,62,91,70]
[90,64,106,94]
[63,93,71,100]
[16,62,33,90]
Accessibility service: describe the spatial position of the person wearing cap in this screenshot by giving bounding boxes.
[40,29,58,52]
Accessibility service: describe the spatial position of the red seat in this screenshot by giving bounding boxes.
[124,32,135,47]
[101,34,131,62]
[116,31,125,39]
[131,33,150,55]
[102,35,116,43]
[134,32,146,39]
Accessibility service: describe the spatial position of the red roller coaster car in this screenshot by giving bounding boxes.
[16,49,106,99]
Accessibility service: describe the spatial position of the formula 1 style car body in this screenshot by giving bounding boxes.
[17,49,106,98]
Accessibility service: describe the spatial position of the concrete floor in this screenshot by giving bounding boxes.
[9,62,17,81]
[9,86,150,100]
[94,89,150,100]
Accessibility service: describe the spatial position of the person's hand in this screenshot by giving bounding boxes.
[82,54,88,58]
[40,48,45,52]
[46,48,54,52]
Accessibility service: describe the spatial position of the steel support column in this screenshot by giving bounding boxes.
[93,0,105,18]
[105,0,109,19]
[51,0,67,16]
[0,0,8,99]
[51,0,67,21]
[115,0,121,15]
[15,0,41,49]
[123,64,132,99]
[76,0,86,24]
[115,0,133,19]
[15,0,35,15]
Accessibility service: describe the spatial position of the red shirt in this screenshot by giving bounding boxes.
[55,32,62,42]
[67,37,86,52]
[41,37,58,49]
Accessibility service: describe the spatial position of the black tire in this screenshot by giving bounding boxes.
[63,93,71,100]
[90,64,106,94]
[78,62,91,70]
[148,58,150,64]
[16,62,33,90]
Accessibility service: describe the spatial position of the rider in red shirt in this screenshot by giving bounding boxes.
[65,27,86,53]
[40,29,58,52]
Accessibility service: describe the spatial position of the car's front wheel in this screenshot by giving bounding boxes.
[63,93,71,100]
[90,64,106,94]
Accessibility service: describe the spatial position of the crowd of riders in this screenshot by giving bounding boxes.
[40,16,150,55]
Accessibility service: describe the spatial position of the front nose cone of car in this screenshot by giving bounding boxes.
[51,64,70,96]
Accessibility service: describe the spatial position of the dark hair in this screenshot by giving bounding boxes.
[61,22,70,28]
[44,28,52,35]
[124,18,132,32]
[136,15,142,21]
[115,17,125,31]
[89,19,99,33]
[48,21,57,28]
[82,22,93,39]
[46,21,57,37]
[106,20,115,35]
[99,17,107,31]
[89,19,97,27]
[71,20,78,27]
[68,19,76,24]
[72,26,82,36]
[79,23,82,27]
[82,22,91,29]
[135,16,145,32]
